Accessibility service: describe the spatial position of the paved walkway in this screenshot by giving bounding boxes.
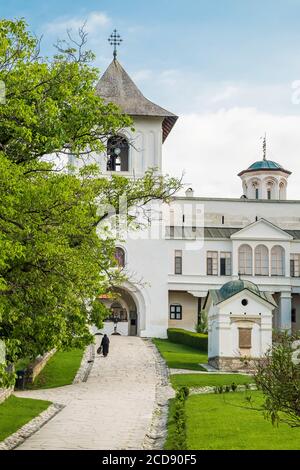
[14,337,158,450]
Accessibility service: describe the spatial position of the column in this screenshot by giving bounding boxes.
[279,292,292,332]
[273,181,280,200]
[231,241,239,278]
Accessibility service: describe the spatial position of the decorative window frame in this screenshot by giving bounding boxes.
[115,246,127,268]
[207,251,218,276]
[254,244,269,276]
[170,304,183,320]
[271,245,285,276]
[238,244,253,276]
[106,133,131,173]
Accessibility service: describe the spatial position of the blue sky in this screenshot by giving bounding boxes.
[4,0,300,112]
[3,1,300,197]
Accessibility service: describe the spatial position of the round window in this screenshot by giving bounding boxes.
[241,299,248,306]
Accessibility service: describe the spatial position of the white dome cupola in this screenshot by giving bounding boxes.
[238,137,291,200]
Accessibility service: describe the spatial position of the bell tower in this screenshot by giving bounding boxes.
[95,31,178,177]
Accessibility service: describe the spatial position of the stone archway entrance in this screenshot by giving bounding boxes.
[99,287,140,336]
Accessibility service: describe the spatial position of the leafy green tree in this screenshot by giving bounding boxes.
[254,333,300,427]
[0,19,181,386]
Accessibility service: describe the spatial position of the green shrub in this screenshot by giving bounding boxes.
[195,313,208,334]
[172,387,188,450]
[177,386,189,400]
[167,328,208,352]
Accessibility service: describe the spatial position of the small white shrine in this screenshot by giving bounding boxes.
[204,280,276,371]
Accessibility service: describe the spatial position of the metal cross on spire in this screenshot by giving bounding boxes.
[108,29,123,60]
[263,134,267,161]
[262,134,267,161]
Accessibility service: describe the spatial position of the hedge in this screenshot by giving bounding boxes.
[172,387,189,450]
[167,328,208,351]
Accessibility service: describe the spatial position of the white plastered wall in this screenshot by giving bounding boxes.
[207,290,274,360]
[168,291,198,331]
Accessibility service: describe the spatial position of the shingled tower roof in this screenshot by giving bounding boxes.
[96,59,178,142]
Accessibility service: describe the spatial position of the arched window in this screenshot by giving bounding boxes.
[115,247,125,268]
[279,181,286,200]
[255,245,269,276]
[271,245,285,276]
[266,180,274,200]
[107,136,129,172]
[238,244,253,275]
[252,180,260,200]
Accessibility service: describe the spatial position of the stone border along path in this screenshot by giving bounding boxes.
[0,343,94,451]
[170,368,253,375]
[0,403,64,450]
[11,336,172,450]
[73,343,95,384]
[189,384,257,395]
[142,340,174,450]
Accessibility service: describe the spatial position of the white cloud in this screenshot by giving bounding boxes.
[45,11,111,35]
[135,66,297,117]
[163,108,300,200]
[211,85,239,103]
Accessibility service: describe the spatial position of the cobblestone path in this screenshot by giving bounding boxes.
[14,336,158,450]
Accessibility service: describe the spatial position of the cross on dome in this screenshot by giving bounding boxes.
[262,134,267,161]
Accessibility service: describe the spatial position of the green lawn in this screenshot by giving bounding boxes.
[0,396,51,442]
[164,398,178,450]
[153,339,207,371]
[184,391,300,450]
[170,373,254,389]
[29,348,84,389]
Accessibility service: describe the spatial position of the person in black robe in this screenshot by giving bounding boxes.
[101,334,110,357]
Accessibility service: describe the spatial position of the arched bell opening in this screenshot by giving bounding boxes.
[107,136,129,172]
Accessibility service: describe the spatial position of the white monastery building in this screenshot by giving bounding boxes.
[74,49,300,369]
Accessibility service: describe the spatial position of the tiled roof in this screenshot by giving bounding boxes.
[208,280,277,307]
[205,227,300,239]
[285,230,300,239]
[249,160,283,170]
[204,227,240,238]
[96,59,178,142]
[166,226,300,240]
[238,159,291,176]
